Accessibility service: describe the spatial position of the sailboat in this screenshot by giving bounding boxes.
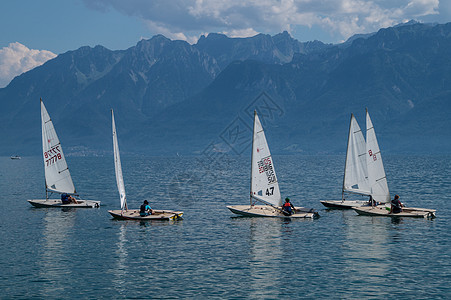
[108,110,183,220]
[28,99,100,208]
[227,111,318,218]
[353,109,436,218]
[321,114,373,208]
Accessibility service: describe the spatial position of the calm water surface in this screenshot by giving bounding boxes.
[0,155,449,299]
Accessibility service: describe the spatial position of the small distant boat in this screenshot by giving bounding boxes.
[321,114,373,209]
[227,111,318,218]
[353,109,436,218]
[10,155,21,160]
[108,110,183,221]
[27,99,100,208]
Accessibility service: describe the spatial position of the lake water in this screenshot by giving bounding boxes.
[0,155,450,298]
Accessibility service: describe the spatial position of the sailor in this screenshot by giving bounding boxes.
[61,193,70,204]
[140,200,153,216]
[282,197,295,216]
[390,195,403,214]
[61,193,78,204]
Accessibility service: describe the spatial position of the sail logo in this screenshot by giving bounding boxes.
[44,145,62,166]
[258,157,276,184]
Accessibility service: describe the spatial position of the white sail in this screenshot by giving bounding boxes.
[251,111,282,207]
[366,110,390,203]
[41,99,76,194]
[343,114,370,195]
[112,110,127,210]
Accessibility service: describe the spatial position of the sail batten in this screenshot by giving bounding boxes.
[41,100,76,195]
[250,111,282,207]
[58,168,69,174]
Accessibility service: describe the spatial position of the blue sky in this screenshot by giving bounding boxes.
[1,0,450,87]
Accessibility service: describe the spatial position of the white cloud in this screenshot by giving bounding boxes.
[144,20,200,44]
[221,28,259,38]
[405,0,439,16]
[83,0,442,42]
[0,42,56,88]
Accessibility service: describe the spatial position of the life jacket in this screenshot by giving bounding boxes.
[391,199,401,208]
[391,199,402,213]
[140,204,146,213]
[61,193,69,203]
[282,202,293,215]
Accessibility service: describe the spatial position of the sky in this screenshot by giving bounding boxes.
[0,0,450,88]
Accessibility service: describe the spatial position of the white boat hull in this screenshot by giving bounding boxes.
[320,200,371,209]
[108,209,183,221]
[353,206,436,218]
[28,199,100,208]
[227,205,318,218]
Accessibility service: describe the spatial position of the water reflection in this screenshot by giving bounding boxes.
[248,218,282,299]
[138,219,183,227]
[112,223,128,296]
[391,217,403,225]
[38,209,76,298]
[341,214,391,296]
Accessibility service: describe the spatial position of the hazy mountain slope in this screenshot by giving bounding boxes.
[0,23,450,156]
[148,22,451,155]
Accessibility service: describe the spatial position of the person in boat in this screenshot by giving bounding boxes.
[390,194,403,214]
[61,193,78,204]
[368,195,378,206]
[282,197,295,216]
[140,200,153,216]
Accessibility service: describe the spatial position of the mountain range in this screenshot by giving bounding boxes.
[1,21,450,156]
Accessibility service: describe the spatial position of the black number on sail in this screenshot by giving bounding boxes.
[266,187,274,196]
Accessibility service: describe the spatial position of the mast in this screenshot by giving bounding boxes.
[42,98,48,202]
[342,113,353,202]
[342,111,371,198]
[41,98,76,196]
[250,110,256,206]
[249,111,282,207]
[366,108,390,203]
[112,109,127,212]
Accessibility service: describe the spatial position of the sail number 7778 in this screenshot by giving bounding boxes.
[44,146,62,166]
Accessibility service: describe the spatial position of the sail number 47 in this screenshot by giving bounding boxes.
[266,187,274,196]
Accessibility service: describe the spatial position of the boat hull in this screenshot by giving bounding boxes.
[353,206,436,218]
[227,205,318,218]
[28,199,100,208]
[320,200,370,209]
[108,209,184,221]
